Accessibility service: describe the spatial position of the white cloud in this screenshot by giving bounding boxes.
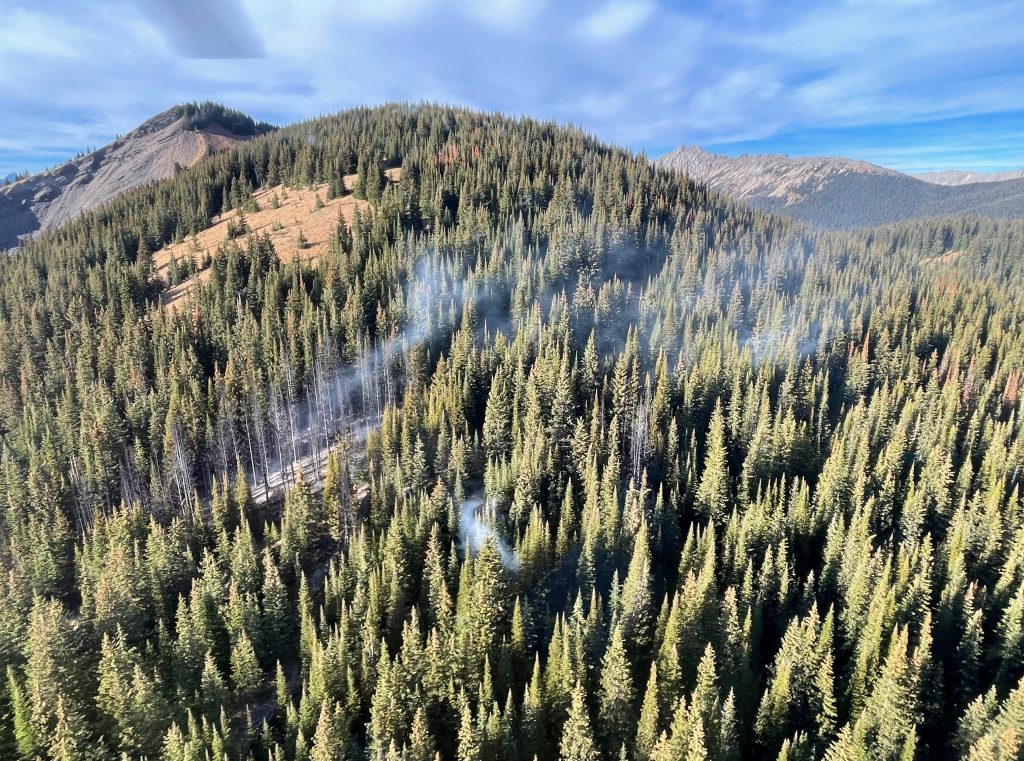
[1,0,1022,176]
[337,0,430,22]
[461,0,546,28]
[0,7,82,58]
[577,0,654,42]
[577,92,628,118]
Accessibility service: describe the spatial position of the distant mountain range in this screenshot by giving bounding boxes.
[0,103,273,250]
[657,146,1024,229]
[911,168,1024,185]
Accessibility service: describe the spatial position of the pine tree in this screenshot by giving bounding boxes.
[560,681,600,761]
[6,667,35,759]
[598,624,635,754]
[48,697,88,761]
[199,651,229,717]
[458,699,481,761]
[483,372,512,459]
[635,664,661,760]
[408,706,435,761]
[311,701,348,761]
[695,400,730,524]
[620,520,654,658]
[231,630,263,699]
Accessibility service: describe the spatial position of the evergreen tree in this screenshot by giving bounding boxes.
[0,102,1018,761]
[598,624,635,754]
[695,401,730,524]
[560,681,600,761]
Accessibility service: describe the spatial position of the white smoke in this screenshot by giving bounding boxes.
[459,496,520,571]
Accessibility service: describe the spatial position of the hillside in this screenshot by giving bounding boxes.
[154,168,400,310]
[0,104,1022,761]
[657,145,1024,228]
[0,102,272,249]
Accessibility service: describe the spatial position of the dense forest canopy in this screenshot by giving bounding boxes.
[0,103,1022,761]
[177,102,277,137]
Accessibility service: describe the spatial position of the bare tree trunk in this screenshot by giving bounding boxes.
[169,415,195,514]
[241,404,257,487]
[250,383,271,497]
[67,454,93,532]
[283,353,301,484]
[359,330,373,422]
[630,393,651,483]
[119,444,149,512]
[228,396,242,476]
[214,394,231,480]
[269,385,288,496]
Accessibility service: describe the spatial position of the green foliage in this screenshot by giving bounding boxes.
[0,103,1021,760]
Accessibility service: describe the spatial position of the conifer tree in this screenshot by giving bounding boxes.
[695,401,730,524]
[231,630,263,699]
[636,664,661,760]
[47,697,88,761]
[0,101,1019,761]
[560,681,600,761]
[598,624,635,754]
[620,520,654,658]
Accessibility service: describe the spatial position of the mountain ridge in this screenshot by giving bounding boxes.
[657,145,1024,229]
[0,102,273,250]
[912,167,1024,185]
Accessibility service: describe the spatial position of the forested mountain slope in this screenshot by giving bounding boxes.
[657,145,1024,229]
[0,103,273,250]
[0,104,1023,761]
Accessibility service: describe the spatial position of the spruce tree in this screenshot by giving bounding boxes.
[560,681,600,761]
[695,400,730,524]
[598,624,635,754]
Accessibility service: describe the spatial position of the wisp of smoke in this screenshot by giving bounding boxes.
[459,496,520,572]
[242,256,497,505]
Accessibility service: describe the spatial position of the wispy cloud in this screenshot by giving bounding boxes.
[460,0,546,28]
[0,0,1022,176]
[335,0,431,23]
[576,0,655,41]
[0,7,84,58]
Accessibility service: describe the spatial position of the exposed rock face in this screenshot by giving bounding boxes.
[659,145,901,202]
[657,145,1024,229]
[0,105,270,250]
[913,168,1024,186]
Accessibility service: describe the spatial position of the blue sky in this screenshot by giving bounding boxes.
[1,0,1023,177]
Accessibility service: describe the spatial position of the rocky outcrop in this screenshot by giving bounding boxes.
[0,104,270,250]
[913,168,1024,186]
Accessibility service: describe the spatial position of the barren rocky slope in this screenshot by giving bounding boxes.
[913,168,1024,185]
[0,103,271,249]
[658,145,1024,228]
